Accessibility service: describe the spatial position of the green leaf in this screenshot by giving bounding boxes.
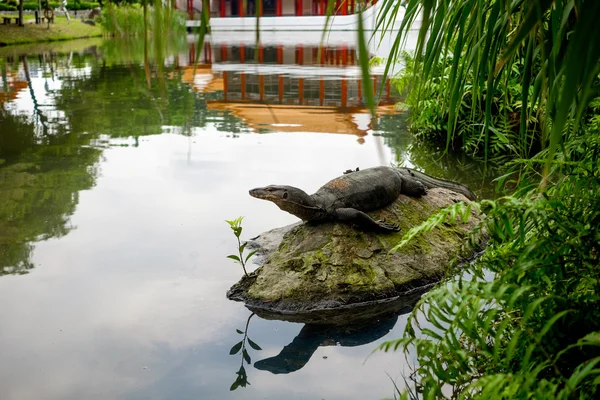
[247,338,262,351]
[229,341,243,355]
[244,250,258,263]
[539,310,571,338]
[243,349,251,364]
[356,7,375,119]
[236,329,244,334]
[227,255,241,262]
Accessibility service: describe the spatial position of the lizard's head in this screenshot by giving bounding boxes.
[249,185,322,221]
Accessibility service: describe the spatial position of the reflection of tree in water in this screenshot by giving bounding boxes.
[53,63,247,139]
[0,109,101,276]
[374,112,413,165]
[0,43,250,275]
[376,113,499,198]
[405,140,499,199]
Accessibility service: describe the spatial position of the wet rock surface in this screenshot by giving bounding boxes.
[228,188,485,323]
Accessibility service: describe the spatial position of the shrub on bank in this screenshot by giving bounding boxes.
[0,3,17,11]
[99,4,186,38]
[6,1,101,11]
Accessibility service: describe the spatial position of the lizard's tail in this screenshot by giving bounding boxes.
[396,168,477,201]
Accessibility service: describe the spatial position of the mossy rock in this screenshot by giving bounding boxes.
[227,188,486,321]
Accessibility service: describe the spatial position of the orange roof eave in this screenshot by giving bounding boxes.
[206,101,368,136]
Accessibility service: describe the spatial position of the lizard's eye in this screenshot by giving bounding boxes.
[283,192,288,199]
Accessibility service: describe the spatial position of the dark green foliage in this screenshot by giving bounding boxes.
[98,4,186,38]
[394,51,539,162]
[372,1,600,398]
[386,0,600,165]
[0,3,17,10]
[18,1,100,10]
[380,120,600,397]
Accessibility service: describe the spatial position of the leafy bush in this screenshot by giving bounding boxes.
[98,4,186,38]
[20,1,99,10]
[0,3,17,11]
[68,1,100,10]
[391,0,599,168]
[394,52,539,163]
[379,1,600,397]
[381,116,600,397]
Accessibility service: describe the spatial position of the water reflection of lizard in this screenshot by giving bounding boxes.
[254,307,411,374]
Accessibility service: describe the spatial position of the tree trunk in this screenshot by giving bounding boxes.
[18,0,24,27]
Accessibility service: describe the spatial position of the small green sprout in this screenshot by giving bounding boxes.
[225,216,257,277]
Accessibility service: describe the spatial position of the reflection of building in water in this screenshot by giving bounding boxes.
[211,43,395,108]
[0,68,28,103]
[179,42,398,136]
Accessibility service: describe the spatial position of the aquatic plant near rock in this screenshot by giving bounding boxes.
[226,216,257,277]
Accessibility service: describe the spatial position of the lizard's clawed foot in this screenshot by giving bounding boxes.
[343,167,360,175]
[377,220,401,232]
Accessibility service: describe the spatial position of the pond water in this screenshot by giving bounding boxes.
[0,36,493,400]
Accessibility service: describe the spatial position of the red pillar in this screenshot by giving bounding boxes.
[239,0,244,17]
[239,44,245,63]
[223,72,228,100]
[241,73,246,100]
[276,0,282,16]
[188,0,193,20]
[278,45,284,103]
[296,45,304,65]
[297,45,304,104]
[220,0,226,17]
[373,76,377,96]
[319,78,324,106]
[278,75,284,103]
[298,78,304,104]
[341,45,348,65]
[320,0,325,15]
[341,0,347,15]
[258,45,265,99]
[341,79,348,108]
[386,79,391,100]
[189,43,196,65]
[296,0,303,16]
[221,44,227,61]
[259,75,265,101]
[357,78,362,99]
